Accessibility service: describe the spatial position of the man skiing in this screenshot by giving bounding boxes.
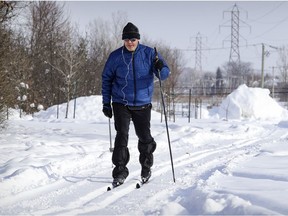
[102,22,170,187]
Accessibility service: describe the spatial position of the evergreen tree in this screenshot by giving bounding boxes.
[216,67,224,94]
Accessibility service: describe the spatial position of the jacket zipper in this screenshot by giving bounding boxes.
[132,51,136,106]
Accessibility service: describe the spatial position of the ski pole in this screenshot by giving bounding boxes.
[154,47,176,183]
[108,118,113,152]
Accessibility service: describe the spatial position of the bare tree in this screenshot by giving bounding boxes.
[88,19,114,95]
[7,32,33,115]
[45,24,87,118]
[223,61,254,90]
[278,46,288,84]
[0,1,15,23]
[143,38,185,119]
[275,46,288,104]
[0,13,21,125]
[0,1,14,126]
[87,12,127,95]
[0,25,10,126]
[165,48,185,120]
[26,1,68,108]
[111,10,128,47]
[216,67,224,94]
[0,1,32,126]
[73,34,90,97]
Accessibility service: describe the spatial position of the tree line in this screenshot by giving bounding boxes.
[0,1,185,126]
[1,1,288,127]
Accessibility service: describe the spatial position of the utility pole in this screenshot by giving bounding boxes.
[261,43,265,88]
[272,66,275,98]
[261,44,279,88]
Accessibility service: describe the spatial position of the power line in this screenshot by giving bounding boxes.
[248,2,286,23]
[252,14,288,39]
[178,42,263,52]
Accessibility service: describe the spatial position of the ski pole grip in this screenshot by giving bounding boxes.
[154,47,159,60]
[154,47,161,79]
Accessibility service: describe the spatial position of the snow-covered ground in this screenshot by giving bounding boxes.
[1,84,288,215]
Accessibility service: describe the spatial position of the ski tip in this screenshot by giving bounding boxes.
[136,183,141,189]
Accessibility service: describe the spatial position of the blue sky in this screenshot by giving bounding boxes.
[65,1,288,74]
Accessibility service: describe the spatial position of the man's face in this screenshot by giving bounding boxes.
[124,38,139,51]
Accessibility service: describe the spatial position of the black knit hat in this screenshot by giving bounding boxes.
[122,22,140,40]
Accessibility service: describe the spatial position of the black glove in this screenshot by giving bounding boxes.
[154,58,164,71]
[102,103,112,118]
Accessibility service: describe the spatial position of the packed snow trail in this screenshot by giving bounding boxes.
[1,117,288,215]
[1,88,288,215]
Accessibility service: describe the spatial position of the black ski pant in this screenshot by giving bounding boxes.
[112,102,156,179]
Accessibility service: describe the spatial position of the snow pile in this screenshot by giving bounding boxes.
[34,95,107,122]
[6,109,33,121]
[33,84,288,122]
[217,84,288,120]
[34,95,161,122]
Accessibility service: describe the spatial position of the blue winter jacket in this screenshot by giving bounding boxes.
[102,43,170,106]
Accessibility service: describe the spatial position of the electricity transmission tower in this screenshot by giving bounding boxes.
[229,4,240,63]
[221,3,250,63]
[195,32,202,71]
[191,32,206,72]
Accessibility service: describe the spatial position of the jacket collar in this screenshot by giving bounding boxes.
[123,42,140,54]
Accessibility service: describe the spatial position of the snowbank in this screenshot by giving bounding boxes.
[34,95,107,122]
[6,109,33,121]
[216,84,288,120]
[33,95,162,122]
[32,84,288,122]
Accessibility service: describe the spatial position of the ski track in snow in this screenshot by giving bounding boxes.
[1,117,286,215]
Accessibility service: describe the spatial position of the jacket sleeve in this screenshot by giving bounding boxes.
[101,54,114,105]
[153,52,170,80]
